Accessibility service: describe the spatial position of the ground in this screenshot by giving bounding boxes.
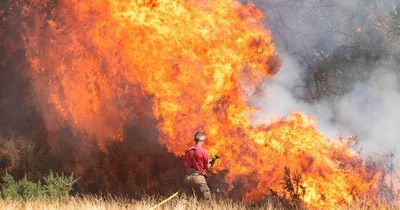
[1,196,399,210]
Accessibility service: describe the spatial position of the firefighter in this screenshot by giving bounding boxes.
[181,131,212,200]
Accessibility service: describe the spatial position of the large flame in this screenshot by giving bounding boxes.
[21,0,381,207]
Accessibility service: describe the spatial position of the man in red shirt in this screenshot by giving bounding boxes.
[181,131,211,200]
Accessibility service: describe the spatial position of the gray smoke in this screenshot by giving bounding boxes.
[249,0,400,163]
[254,0,396,56]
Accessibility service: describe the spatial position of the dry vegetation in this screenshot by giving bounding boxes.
[0,196,399,210]
[0,196,278,210]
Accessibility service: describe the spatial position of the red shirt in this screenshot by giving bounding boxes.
[184,145,209,175]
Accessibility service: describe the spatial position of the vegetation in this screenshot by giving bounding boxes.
[1,172,77,201]
[0,170,398,209]
[0,197,278,210]
[0,196,398,210]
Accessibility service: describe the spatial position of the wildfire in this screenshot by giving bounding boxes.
[21,0,381,208]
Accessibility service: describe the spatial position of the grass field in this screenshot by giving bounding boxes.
[0,197,278,210]
[0,196,399,210]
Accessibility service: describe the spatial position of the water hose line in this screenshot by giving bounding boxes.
[150,191,179,210]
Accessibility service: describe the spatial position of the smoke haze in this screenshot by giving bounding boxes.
[252,0,400,162]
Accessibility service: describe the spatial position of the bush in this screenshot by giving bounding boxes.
[1,172,45,201]
[1,171,77,201]
[44,171,77,200]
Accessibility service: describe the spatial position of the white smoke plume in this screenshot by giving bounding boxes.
[250,0,400,164]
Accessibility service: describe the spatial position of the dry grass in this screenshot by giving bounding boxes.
[0,196,280,210]
[0,196,399,210]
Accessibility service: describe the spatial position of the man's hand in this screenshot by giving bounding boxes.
[209,154,220,166]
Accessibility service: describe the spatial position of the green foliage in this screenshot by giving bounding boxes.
[43,171,78,200]
[1,171,77,201]
[1,172,19,199]
[1,172,45,201]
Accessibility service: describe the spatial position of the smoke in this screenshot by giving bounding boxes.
[254,0,395,56]
[252,55,400,156]
[335,64,400,156]
[250,53,340,138]
[251,0,400,162]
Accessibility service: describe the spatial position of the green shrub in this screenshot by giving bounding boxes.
[43,171,77,200]
[1,172,19,199]
[1,171,77,201]
[1,172,45,201]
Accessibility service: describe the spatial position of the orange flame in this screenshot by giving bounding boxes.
[22,0,381,207]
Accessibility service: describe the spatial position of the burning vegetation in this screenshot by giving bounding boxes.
[0,0,399,209]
